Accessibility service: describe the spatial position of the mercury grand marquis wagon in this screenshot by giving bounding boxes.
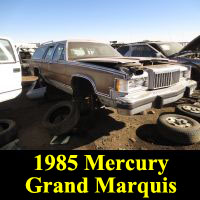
[29,40,197,115]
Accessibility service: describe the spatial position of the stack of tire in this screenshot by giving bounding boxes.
[157,103,200,145]
[0,119,20,150]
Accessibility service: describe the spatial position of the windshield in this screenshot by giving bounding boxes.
[0,39,15,63]
[68,42,121,60]
[157,42,183,57]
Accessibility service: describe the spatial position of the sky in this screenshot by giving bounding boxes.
[0,0,200,43]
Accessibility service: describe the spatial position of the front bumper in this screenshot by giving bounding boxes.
[116,80,197,115]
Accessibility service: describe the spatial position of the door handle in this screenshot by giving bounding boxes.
[13,68,21,73]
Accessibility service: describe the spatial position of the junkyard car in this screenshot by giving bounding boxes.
[0,37,22,103]
[117,35,200,86]
[30,40,197,115]
[16,42,39,75]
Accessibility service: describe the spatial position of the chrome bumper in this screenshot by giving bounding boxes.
[115,80,197,116]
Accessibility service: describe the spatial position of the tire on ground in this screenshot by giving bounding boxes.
[0,139,20,150]
[43,101,80,136]
[157,113,200,145]
[175,104,200,122]
[0,119,17,147]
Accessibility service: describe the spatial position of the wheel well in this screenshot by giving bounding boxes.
[71,77,95,95]
[33,67,40,76]
[190,64,200,81]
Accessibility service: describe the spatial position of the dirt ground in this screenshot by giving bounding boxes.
[0,77,200,150]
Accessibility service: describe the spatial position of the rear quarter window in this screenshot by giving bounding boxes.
[32,46,48,60]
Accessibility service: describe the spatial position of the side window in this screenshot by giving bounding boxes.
[117,46,129,55]
[52,44,65,61]
[44,46,55,60]
[32,46,48,60]
[142,46,157,57]
[131,45,157,57]
[131,46,142,57]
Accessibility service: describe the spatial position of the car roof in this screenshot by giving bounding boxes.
[40,39,108,47]
[128,41,180,46]
[116,41,161,48]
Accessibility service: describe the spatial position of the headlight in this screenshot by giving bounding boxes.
[115,77,148,93]
[180,70,191,80]
[183,70,191,79]
[129,77,148,87]
[115,79,129,93]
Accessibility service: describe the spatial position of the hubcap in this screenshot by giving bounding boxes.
[166,117,192,128]
[182,105,200,114]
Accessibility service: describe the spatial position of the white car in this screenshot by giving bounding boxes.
[0,37,22,103]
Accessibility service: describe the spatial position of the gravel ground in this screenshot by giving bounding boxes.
[0,77,200,150]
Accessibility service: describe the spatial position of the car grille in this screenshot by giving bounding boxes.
[151,71,180,89]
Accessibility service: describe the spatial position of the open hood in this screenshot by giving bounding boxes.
[77,57,173,75]
[77,57,169,64]
[180,35,200,53]
[77,57,141,64]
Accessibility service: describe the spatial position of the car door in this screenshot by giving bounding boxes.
[48,43,67,84]
[0,38,21,96]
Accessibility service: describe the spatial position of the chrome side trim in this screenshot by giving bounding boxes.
[45,76,112,100]
[46,79,73,95]
[52,59,126,77]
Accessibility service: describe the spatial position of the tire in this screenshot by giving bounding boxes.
[157,114,200,145]
[0,139,20,150]
[43,101,80,136]
[0,119,17,147]
[193,102,200,107]
[175,104,200,122]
